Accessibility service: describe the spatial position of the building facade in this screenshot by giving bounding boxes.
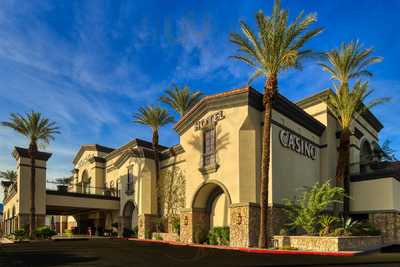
[2,86,399,246]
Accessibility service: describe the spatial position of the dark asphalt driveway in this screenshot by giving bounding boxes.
[1,239,400,267]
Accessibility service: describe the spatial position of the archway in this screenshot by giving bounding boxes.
[81,170,90,194]
[122,201,137,233]
[191,181,231,243]
[360,140,372,174]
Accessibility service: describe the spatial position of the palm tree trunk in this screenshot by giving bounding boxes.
[28,142,38,236]
[152,130,161,217]
[259,74,277,248]
[336,128,351,217]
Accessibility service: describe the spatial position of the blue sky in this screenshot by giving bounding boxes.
[0,0,399,191]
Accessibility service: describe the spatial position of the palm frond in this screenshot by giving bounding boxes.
[133,105,174,131]
[0,170,17,182]
[230,0,322,82]
[1,111,60,148]
[159,85,203,116]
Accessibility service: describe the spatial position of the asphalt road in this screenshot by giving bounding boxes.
[1,239,400,267]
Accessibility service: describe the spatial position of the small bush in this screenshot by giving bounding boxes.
[13,229,27,241]
[34,226,57,239]
[111,222,119,229]
[283,181,347,235]
[207,227,230,246]
[319,215,338,236]
[154,233,163,240]
[171,216,180,235]
[123,228,136,238]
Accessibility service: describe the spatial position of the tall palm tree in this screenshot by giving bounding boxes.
[230,0,322,248]
[0,170,17,183]
[1,111,59,235]
[320,41,387,215]
[133,106,174,216]
[160,84,203,116]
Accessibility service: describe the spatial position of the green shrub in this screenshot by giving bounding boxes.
[111,222,119,228]
[283,181,347,235]
[319,215,338,236]
[154,233,163,240]
[13,229,27,241]
[207,227,230,246]
[357,223,381,236]
[171,216,180,235]
[123,228,136,238]
[34,226,57,239]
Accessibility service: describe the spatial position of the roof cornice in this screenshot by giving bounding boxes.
[296,89,384,133]
[13,147,52,161]
[72,144,114,165]
[174,86,326,136]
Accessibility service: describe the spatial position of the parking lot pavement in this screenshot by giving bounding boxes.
[1,239,400,267]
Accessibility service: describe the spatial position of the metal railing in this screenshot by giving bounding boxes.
[46,181,121,198]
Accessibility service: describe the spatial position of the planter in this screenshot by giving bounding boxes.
[273,235,383,252]
[151,232,180,242]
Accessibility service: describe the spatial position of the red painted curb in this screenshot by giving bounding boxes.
[125,238,357,256]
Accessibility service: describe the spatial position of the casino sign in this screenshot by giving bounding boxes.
[279,129,317,160]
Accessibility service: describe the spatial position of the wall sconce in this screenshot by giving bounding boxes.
[183,216,189,226]
[236,213,242,225]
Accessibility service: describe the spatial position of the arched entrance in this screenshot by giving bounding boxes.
[190,181,231,243]
[122,201,137,233]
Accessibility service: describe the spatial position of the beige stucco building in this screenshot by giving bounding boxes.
[2,86,399,246]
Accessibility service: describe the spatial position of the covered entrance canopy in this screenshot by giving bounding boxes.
[45,190,120,215]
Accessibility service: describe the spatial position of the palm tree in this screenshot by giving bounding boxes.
[0,170,17,183]
[1,111,59,235]
[320,41,387,215]
[133,106,174,216]
[160,84,203,116]
[229,0,322,248]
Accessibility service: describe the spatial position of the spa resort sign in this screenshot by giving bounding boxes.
[194,111,225,131]
[279,129,317,160]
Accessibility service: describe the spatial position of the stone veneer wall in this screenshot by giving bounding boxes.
[274,235,383,252]
[180,209,209,244]
[138,214,157,239]
[229,203,259,247]
[369,212,400,244]
[180,204,288,247]
[229,203,288,248]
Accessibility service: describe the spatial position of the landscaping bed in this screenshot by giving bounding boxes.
[273,235,383,252]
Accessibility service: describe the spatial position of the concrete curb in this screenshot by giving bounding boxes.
[126,238,359,256]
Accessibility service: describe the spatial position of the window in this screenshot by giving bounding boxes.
[203,128,216,166]
[126,169,134,195]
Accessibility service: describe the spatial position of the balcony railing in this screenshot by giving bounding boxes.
[46,181,120,198]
